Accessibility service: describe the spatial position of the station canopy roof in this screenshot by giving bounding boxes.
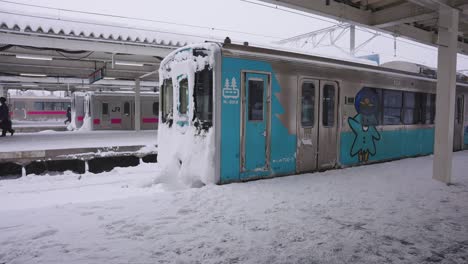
[260,0,468,56]
[0,9,204,92]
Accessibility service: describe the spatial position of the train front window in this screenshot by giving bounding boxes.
[179,78,189,115]
[102,103,109,115]
[161,79,173,123]
[194,67,213,128]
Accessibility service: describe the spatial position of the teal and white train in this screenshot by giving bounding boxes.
[158,41,468,185]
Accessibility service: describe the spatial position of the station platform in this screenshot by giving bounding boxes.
[0,130,158,177]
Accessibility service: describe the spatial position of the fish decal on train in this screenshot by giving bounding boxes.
[348,88,381,163]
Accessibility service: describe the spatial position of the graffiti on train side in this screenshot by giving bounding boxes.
[348,88,381,163]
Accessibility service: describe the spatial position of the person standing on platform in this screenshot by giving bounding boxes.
[64,106,72,125]
[0,97,15,137]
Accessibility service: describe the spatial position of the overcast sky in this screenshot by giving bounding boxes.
[3,0,468,70]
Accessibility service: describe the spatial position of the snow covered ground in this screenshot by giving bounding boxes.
[0,152,467,264]
[0,130,157,152]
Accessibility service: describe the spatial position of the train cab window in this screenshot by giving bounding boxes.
[124,102,130,116]
[152,102,159,116]
[301,82,315,127]
[403,92,422,125]
[102,103,109,115]
[194,67,213,128]
[248,79,264,121]
[383,90,402,125]
[322,84,335,127]
[179,78,189,115]
[161,79,173,123]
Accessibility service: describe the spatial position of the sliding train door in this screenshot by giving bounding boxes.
[240,72,271,178]
[297,78,338,173]
[454,94,464,151]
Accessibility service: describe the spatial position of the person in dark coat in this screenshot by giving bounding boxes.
[64,107,72,125]
[0,97,15,137]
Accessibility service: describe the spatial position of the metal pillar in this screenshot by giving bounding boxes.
[0,86,4,98]
[135,78,141,131]
[433,7,459,184]
[350,25,356,56]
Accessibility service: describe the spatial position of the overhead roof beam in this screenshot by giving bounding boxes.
[371,2,438,28]
[0,32,175,57]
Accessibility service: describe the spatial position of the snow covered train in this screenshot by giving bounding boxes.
[71,91,158,130]
[158,42,468,185]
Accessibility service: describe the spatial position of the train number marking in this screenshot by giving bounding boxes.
[112,107,121,112]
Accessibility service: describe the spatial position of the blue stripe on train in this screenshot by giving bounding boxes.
[340,128,435,166]
[220,57,296,183]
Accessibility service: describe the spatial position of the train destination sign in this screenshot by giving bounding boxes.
[89,68,105,84]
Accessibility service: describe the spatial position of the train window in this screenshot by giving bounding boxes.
[322,84,335,127]
[383,90,402,125]
[152,102,159,116]
[179,78,189,115]
[422,94,436,124]
[456,97,463,124]
[194,67,213,128]
[161,79,173,123]
[402,92,422,125]
[124,102,130,116]
[34,102,44,110]
[102,103,109,115]
[248,79,264,121]
[301,82,315,127]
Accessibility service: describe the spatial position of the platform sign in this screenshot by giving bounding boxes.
[89,68,105,84]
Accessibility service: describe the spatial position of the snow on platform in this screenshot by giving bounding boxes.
[0,130,157,152]
[0,152,468,263]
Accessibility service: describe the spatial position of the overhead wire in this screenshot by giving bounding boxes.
[0,0,284,40]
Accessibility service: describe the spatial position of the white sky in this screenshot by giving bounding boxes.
[3,0,468,71]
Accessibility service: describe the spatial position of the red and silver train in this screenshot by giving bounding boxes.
[8,96,71,121]
[71,91,159,130]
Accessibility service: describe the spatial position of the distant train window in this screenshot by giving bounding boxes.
[34,102,44,110]
[301,82,315,127]
[402,92,422,125]
[152,102,159,116]
[161,79,173,123]
[422,94,436,124]
[102,103,109,115]
[194,67,213,128]
[322,84,335,127]
[456,97,463,125]
[383,90,402,125]
[179,78,189,115]
[248,79,264,121]
[124,102,130,116]
[14,102,25,110]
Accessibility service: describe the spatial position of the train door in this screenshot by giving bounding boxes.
[121,101,133,130]
[240,72,270,178]
[453,94,464,151]
[297,79,338,173]
[297,79,319,172]
[109,101,122,129]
